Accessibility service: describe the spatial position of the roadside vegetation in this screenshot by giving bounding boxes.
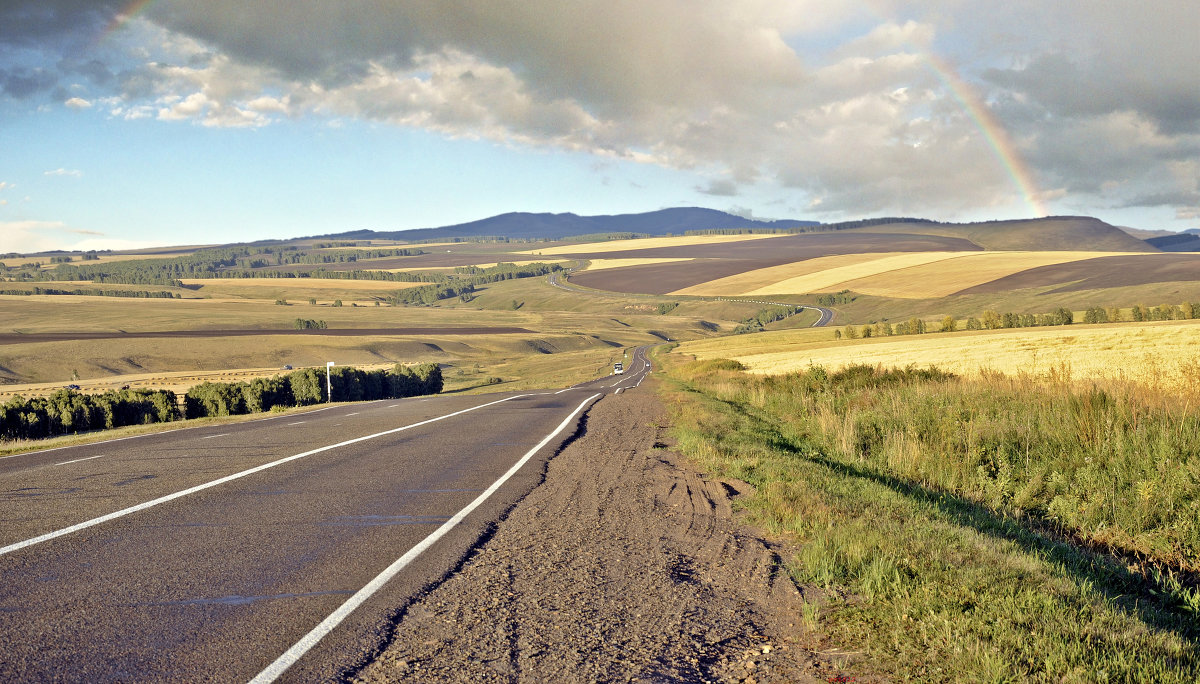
[184,363,442,418]
[0,364,443,441]
[659,356,1199,681]
[0,388,181,441]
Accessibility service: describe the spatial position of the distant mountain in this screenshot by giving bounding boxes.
[319,207,819,241]
[838,216,1158,252]
[1146,232,1200,252]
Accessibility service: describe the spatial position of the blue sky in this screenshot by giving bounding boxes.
[2,1,1197,252]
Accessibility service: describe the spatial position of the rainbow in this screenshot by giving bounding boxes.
[102,0,157,40]
[98,4,1049,217]
[921,53,1048,218]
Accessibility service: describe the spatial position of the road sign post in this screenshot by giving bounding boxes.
[326,361,334,402]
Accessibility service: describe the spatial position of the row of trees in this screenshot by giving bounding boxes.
[184,364,443,418]
[0,287,180,299]
[390,262,565,306]
[735,305,803,334]
[837,301,1200,340]
[0,388,180,442]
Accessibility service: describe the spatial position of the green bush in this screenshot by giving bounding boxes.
[185,363,443,419]
[0,388,180,441]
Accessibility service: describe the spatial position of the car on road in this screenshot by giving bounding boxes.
[283,364,293,370]
[65,384,80,390]
[613,362,624,375]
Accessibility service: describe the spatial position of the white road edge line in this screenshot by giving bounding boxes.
[0,394,531,559]
[250,392,602,684]
[201,433,231,440]
[0,406,341,462]
[51,454,105,467]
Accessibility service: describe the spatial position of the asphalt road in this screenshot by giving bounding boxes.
[0,349,652,682]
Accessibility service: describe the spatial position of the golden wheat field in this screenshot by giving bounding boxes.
[516,232,788,256]
[670,251,961,295]
[673,250,1158,298]
[679,319,1200,386]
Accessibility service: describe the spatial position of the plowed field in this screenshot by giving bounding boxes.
[957,254,1200,294]
[567,232,977,294]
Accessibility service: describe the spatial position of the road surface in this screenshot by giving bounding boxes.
[0,350,652,682]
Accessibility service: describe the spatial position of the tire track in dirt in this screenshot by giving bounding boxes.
[349,383,880,683]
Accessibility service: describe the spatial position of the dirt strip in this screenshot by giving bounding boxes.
[350,383,880,683]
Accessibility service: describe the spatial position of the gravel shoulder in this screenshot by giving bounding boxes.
[350,381,877,683]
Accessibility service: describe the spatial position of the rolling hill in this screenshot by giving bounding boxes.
[835,216,1158,252]
[315,207,820,242]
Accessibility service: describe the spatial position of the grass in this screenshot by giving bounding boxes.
[657,354,1200,681]
[0,277,719,389]
[679,319,1200,387]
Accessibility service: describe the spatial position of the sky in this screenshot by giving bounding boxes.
[1,1,1197,253]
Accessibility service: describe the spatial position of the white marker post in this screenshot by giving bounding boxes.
[326,361,334,403]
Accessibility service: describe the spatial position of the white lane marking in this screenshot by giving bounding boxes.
[0,431,162,461]
[0,394,532,559]
[0,405,341,462]
[554,388,572,395]
[345,413,359,417]
[201,433,231,440]
[249,392,601,684]
[615,388,624,395]
[387,404,400,408]
[51,454,105,467]
[287,422,306,426]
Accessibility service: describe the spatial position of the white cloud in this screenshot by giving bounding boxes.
[697,179,739,197]
[6,0,1197,223]
[44,168,82,177]
[0,220,70,252]
[64,96,92,109]
[0,181,10,191]
[0,220,158,253]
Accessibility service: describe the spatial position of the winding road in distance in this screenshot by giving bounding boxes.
[0,349,652,683]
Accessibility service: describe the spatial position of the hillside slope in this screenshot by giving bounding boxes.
[841,216,1157,252]
[319,207,819,241]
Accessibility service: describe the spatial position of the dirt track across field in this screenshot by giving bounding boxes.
[0,327,531,345]
[350,383,877,683]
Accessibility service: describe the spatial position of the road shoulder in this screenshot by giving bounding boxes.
[351,382,871,682]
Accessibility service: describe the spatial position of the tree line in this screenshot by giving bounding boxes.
[735,305,803,334]
[389,262,564,306]
[0,287,181,299]
[836,301,1200,340]
[3,245,425,287]
[184,363,443,418]
[0,388,180,441]
[0,364,444,442]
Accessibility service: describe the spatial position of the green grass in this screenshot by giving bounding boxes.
[657,355,1199,682]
